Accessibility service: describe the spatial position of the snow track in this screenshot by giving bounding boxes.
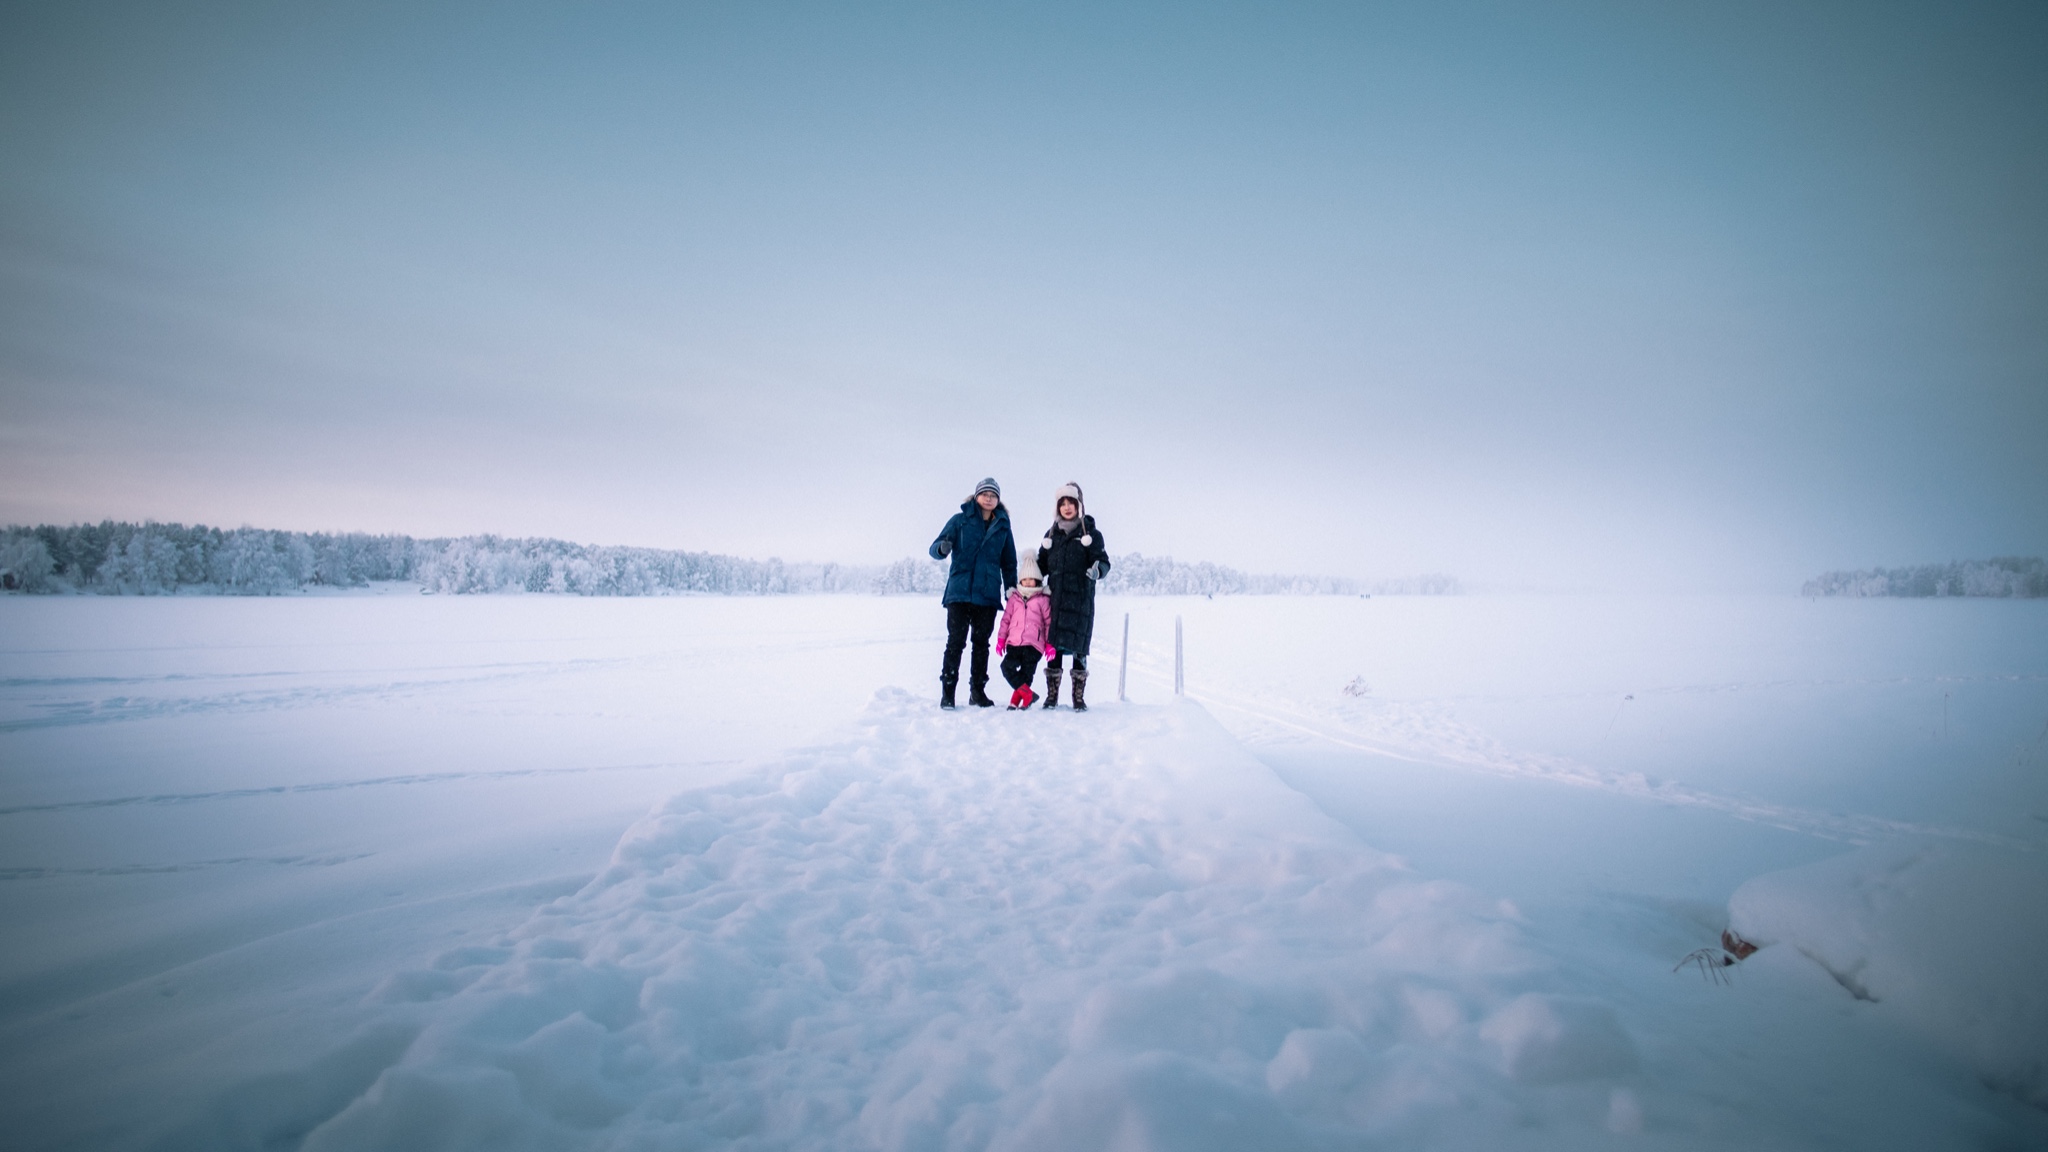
[0,760,736,817]
[1180,679,2026,849]
[279,692,1640,1151]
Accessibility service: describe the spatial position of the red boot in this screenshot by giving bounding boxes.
[1007,686,1026,709]
[1016,686,1037,710]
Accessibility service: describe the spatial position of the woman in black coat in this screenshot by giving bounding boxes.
[1035,482,1110,710]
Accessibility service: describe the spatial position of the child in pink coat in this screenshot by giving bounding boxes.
[995,554,1055,709]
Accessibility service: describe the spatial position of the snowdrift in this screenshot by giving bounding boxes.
[1730,841,2048,1108]
[249,692,1646,1150]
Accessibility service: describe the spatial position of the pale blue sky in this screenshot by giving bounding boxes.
[2,1,2043,589]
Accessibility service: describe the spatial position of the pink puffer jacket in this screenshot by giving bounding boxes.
[996,589,1052,654]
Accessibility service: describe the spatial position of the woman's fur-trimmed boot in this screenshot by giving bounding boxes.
[1042,662,1063,709]
[1070,665,1088,711]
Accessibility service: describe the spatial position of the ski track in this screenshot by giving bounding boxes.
[0,660,632,692]
[0,852,377,881]
[272,690,1641,1151]
[0,664,645,732]
[0,760,738,818]
[1326,671,2048,706]
[1119,654,2032,850]
[0,635,926,733]
[0,675,540,732]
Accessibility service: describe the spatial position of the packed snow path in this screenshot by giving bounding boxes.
[287,691,1639,1150]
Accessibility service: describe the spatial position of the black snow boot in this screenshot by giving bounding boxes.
[1042,663,1062,709]
[940,675,958,710]
[968,680,995,708]
[1071,665,1088,711]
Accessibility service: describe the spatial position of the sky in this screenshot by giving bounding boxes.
[1,1,2043,591]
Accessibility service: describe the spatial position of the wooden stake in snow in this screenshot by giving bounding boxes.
[1600,694,1633,743]
[1118,613,1129,703]
[1174,615,1184,696]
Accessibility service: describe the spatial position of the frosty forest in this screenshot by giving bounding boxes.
[1801,557,2048,599]
[6,521,2041,601]
[0,522,1458,599]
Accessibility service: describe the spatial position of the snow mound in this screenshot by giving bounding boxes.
[295,692,1637,1149]
[1730,841,2048,1107]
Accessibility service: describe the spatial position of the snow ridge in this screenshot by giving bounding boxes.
[293,692,1639,1150]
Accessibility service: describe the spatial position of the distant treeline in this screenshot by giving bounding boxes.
[0,522,875,596]
[1101,554,1460,597]
[1802,557,2046,599]
[0,522,1454,599]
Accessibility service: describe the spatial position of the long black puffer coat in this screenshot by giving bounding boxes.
[1037,515,1110,657]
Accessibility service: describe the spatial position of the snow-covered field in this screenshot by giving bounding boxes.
[1,592,2044,1150]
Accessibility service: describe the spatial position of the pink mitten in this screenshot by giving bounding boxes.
[997,638,1008,655]
[1045,645,1056,659]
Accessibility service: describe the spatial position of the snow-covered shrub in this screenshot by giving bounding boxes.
[1731,841,2048,1107]
[0,532,55,592]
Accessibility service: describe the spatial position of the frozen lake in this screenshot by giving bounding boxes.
[1,591,2044,1149]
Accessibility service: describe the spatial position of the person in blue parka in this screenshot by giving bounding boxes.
[929,477,1018,708]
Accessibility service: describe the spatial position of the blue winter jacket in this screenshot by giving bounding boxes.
[929,500,1018,607]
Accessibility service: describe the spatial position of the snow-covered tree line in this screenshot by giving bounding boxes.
[0,523,410,594]
[0,523,885,596]
[871,556,951,596]
[1802,557,2046,598]
[1099,554,1460,596]
[0,522,1455,598]
[1362,572,1464,596]
[412,537,879,596]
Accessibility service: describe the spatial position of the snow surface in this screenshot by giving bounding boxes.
[299,693,1616,1149]
[2,592,2045,1149]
